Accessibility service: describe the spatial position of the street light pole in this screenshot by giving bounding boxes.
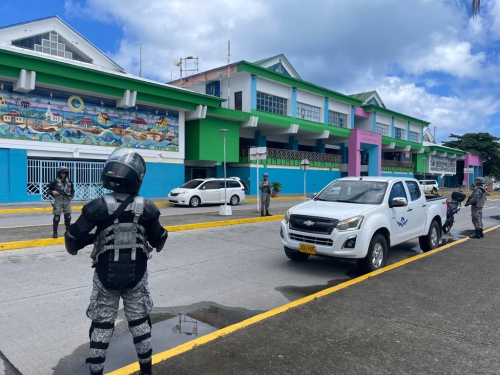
[422,157,427,183]
[219,129,231,216]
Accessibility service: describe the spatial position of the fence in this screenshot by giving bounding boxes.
[381,160,414,173]
[240,147,342,169]
[27,159,107,201]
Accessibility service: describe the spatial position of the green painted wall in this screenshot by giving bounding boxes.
[412,153,428,174]
[185,118,240,162]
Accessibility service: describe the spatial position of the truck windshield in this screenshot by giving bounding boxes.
[315,180,388,204]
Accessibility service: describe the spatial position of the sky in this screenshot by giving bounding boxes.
[1,0,500,144]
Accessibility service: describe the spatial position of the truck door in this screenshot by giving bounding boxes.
[405,180,426,238]
[389,182,413,244]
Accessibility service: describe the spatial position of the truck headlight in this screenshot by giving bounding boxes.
[284,210,291,224]
[336,216,364,232]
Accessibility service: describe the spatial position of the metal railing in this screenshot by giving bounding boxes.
[381,160,414,173]
[240,147,342,169]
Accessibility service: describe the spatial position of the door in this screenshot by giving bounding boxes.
[405,180,426,238]
[199,180,220,203]
[388,182,413,244]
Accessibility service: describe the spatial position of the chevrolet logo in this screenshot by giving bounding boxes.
[303,220,316,226]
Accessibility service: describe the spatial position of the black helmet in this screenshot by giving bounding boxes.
[57,166,69,178]
[475,177,485,185]
[102,148,146,194]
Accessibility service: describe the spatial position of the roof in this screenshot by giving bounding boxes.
[253,54,302,79]
[349,91,386,108]
[0,15,125,72]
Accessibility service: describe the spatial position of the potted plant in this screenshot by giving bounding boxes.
[271,181,282,197]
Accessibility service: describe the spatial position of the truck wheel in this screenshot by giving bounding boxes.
[358,234,387,273]
[419,220,440,252]
[284,247,310,262]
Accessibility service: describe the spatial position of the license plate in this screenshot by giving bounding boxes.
[299,243,316,255]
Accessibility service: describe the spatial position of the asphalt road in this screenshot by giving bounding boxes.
[0,199,498,375]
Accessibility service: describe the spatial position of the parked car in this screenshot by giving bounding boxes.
[280,177,447,273]
[168,177,248,207]
[418,179,439,193]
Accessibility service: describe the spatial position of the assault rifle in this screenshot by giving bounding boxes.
[52,186,73,198]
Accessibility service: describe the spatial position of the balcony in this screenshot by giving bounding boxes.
[381,160,414,173]
[239,147,342,169]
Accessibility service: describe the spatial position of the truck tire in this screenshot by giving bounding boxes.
[358,234,387,274]
[419,220,440,252]
[284,247,310,262]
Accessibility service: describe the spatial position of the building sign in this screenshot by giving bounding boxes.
[359,130,381,145]
[429,154,456,174]
[0,82,179,151]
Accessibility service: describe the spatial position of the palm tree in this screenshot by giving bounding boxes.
[471,0,481,17]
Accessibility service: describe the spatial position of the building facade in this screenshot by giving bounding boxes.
[0,18,482,203]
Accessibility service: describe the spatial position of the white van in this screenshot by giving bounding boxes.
[418,180,439,193]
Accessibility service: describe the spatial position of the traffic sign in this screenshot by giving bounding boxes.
[464,167,474,174]
[249,147,267,161]
[300,159,310,171]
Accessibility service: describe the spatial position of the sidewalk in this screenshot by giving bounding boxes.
[135,226,500,375]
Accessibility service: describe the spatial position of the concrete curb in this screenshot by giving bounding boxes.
[0,215,283,251]
[105,223,500,375]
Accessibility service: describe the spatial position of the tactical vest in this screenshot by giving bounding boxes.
[476,187,487,208]
[56,178,72,196]
[92,194,152,289]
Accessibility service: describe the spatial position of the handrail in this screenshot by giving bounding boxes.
[240,147,342,163]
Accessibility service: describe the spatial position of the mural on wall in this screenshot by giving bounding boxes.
[0,82,179,151]
[429,155,456,174]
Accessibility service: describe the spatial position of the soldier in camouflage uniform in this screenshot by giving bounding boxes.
[465,177,487,239]
[65,149,168,375]
[259,172,272,217]
[48,166,74,238]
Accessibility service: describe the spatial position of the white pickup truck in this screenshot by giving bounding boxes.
[280,177,448,273]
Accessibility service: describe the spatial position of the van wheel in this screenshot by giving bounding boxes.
[284,247,310,262]
[189,196,201,207]
[419,220,440,252]
[230,195,240,205]
[358,234,387,274]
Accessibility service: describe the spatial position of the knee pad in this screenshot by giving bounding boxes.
[64,213,71,221]
[53,215,60,222]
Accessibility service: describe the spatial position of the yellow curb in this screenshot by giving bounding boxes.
[105,224,500,375]
[0,216,282,251]
[246,196,305,202]
[0,202,172,214]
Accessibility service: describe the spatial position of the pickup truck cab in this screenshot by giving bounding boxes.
[280,177,447,273]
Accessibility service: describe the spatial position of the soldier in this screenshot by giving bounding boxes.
[259,172,272,217]
[48,166,74,238]
[65,149,168,375]
[465,177,487,239]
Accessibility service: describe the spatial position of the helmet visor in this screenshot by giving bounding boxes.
[106,148,146,179]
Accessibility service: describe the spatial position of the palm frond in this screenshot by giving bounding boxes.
[471,0,481,17]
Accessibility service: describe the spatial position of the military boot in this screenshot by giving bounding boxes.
[140,360,153,375]
[480,228,484,238]
[52,216,60,239]
[90,370,103,375]
[266,210,272,216]
[261,210,265,217]
[469,229,482,239]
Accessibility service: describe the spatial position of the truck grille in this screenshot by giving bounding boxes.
[289,215,338,235]
[289,233,333,246]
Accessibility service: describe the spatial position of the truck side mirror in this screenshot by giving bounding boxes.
[391,197,407,208]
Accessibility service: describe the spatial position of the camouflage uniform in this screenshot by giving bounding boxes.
[259,174,272,216]
[465,178,487,238]
[48,168,74,238]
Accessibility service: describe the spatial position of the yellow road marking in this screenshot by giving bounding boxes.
[0,215,283,251]
[0,197,305,214]
[105,224,500,375]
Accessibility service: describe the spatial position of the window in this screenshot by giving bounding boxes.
[410,131,419,142]
[256,92,287,115]
[405,181,421,201]
[376,122,389,135]
[315,180,387,205]
[366,97,381,107]
[235,91,242,111]
[328,111,348,127]
[181,180,204,189]
[202,181,220,190]
[389,182,407,202]
[297,102,321,122]
[206,81,220,97]
[394,128,405,140]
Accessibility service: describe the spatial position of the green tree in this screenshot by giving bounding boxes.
[442,132,500,178]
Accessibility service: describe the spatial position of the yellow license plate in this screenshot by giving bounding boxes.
[299,243,316,255]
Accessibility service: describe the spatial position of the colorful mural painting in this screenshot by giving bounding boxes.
[429,155,456,174]
[0,82,180,151]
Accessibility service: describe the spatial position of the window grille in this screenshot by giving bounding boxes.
[410,131,419,142]
[297,102,321,122]
[256,92,287,115]
[328,111,347,127]
[376,122,389,135]
[395,128,405,140]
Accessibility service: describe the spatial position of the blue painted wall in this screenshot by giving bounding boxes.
[0,148,29,203]
[250,74,257,110]
[228,166,341,195]
[324,98,329,124]
[291,87,297,117]
[372,112,377,132]
[141,162,185,198]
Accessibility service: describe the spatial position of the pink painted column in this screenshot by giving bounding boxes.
[348,129,382,176]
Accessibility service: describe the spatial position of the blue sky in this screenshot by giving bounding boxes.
[1,0,500,143]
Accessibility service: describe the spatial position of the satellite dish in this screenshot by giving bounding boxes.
[194,59,199,66]
[173,58,181,67]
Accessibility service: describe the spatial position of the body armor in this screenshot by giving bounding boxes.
[92,194,153,289]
